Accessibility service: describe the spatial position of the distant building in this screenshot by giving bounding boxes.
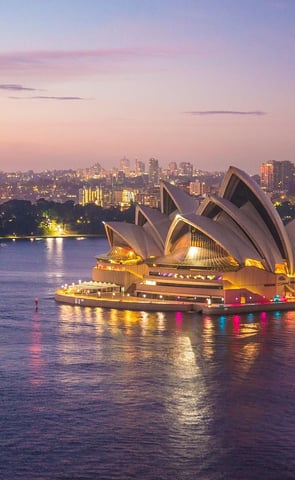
[148,158,160,185]
[115,170,126,185]
[79,186,103,206]
[274,161,295,193]
[189,180,207,196]
[168,162,178,176]
[120,157,130,176]
[91,166,295,305]
[260,162,274,191]
[179,162,193,177]
[261,160,295,193]
[122,189,135,207]
[135,159,145,175]
[78,163,105,179]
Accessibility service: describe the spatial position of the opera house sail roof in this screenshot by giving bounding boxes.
[101,166,295,277]
[56,165,295,311]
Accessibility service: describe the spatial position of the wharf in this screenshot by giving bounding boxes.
[54,289,295,315]
[55,290,195,312]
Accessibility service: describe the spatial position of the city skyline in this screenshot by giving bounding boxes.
[1,0,295,174]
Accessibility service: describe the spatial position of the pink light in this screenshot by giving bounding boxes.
[233,314,241,334]
[175,311,183,330]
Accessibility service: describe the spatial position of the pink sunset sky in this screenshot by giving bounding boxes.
[0,0,294,174]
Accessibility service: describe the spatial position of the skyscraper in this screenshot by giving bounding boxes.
[273,161,295,193]
[148,158,160,185]
[179,162,193,177]
[120,157,130,176]
[260,162,274,191]
[168,162,178,176]
[261,160,295,193]
[78,186,103,206]
[135,159,145,175]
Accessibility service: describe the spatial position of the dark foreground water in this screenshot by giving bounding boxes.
[0,237,295,480]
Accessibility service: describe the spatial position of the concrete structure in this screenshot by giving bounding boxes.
[148,158,160,186]
[261,160,295,194]
[78,186,103,206]
[56,166,295,313]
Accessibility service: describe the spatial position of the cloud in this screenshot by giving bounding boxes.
[9,95,88,101]
[185,110,267,116]
[1,47,189,63]
[0,83,38,91]
[0,47,191,80]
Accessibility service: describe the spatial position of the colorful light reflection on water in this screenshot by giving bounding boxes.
[0,238,295,480]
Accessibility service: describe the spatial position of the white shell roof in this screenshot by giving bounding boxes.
[104,221,163,259]
[285,219,295,262]
[165,213,263,265]
[135,204,171,247]
[102,166,295,274]
[160,180,198,215]
[198,194,283,270]
[286,218,295,238]
[220,166,294,272]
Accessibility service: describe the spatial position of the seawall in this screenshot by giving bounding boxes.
[55,290,295,315]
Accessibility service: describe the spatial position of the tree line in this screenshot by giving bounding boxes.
[0,199,135,237]
[1,198,294,237]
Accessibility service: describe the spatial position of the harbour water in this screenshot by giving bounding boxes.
[1,237,295,479]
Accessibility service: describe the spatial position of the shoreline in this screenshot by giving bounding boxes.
[54,289,295,316]
[0,234,104,240]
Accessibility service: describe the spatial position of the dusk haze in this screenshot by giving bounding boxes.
[1,3,295,479]
[1,0,295,173]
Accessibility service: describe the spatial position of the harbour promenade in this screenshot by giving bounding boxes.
[55,288,295,315]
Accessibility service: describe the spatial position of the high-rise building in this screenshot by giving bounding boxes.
[179,162,193,177]
[78,186,103,206]
[148,158,160,185]
[261,160,295,193]
[135,159,145,175]
[273,160,295,193]
[120,157,130,176]
[260,162,274,191]
[189,180,207,196]
[116,170,125,185]
[168,162,178,176]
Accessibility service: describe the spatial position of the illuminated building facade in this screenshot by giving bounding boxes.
[260,162,274,191]
[261,160,295,194]
[148,158,160,186]
[79,186,103,206]
[189,180,208,196]
[135,159,145,175]
[179,162,193,176]
[120,157,130,176]
[92,166,295,305]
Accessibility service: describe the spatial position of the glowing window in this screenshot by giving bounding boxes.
[245,259,265,270]
[275,263,287,274]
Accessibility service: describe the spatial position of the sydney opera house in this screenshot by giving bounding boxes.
[55,166,295,311]
[86,166,295,307]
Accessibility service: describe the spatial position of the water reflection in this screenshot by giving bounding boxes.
[140,311,150,334]
[218,315,226,332]
[164,331,212,464]
[233,314,241,335]
[156,311,166,332]
[29,311,43,385]
[260,311,268,334]
[45,237,63,263]
[2,238,295,480]
[175,311,183,331]
[55,303,295,402]
[202,316,214,361]
[234,341,260,381]
[284,310,295,331]
[45,237,64,280]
